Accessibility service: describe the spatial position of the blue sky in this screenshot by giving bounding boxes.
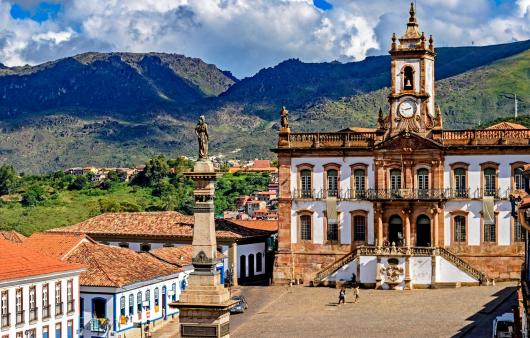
[1,0,529,78]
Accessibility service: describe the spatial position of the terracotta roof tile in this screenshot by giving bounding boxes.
[224,220,278,232]
[22,232,93,260]
[253,160,271,168]
[486,122,527,130]
[65,242,180,287]
[149,245,224,268]
[48,211,267,241]
[0,231,26,244]
[0,239,84,282]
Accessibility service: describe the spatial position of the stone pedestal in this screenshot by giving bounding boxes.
[172,160,236,338]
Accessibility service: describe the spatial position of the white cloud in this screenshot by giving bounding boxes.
[0,0,529,77]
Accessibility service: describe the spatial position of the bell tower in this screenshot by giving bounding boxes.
[387,2,437,136]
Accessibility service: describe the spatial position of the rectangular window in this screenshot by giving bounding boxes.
[42,283,50,319]
[137,292,142,315]
[300,215,312,241]
[55,282,63,316]
[29,286,37,322]
[300,169,312,198]
[484,221,496,242]
[390,169,402,193]
[145,290,150,309]
[154,288,160,312]
[129,294,134,315]
[55,323,62,338]
[16,332,22,338]
[80,298,84,329]
[454,168,467,198]
[326,169,339,197]
[354,169,366,198]
[484,168,497,196]
[326,220,339,242]
[15,288,23,325]
[43,326,49,338]
[515,168,524,190]
[515,220,526,242]
[67,279,74,313]
[353,215,366,242]
[120,296,126,316]
[1,290,9,328]
[454,216,466,242]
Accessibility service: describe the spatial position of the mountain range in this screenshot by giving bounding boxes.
[0,40,529,173]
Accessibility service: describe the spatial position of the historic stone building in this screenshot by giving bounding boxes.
[273,3,530,289]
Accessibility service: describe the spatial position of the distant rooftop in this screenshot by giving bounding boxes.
[0,230,26,244]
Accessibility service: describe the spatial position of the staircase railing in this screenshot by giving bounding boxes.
[313,249,359,286]
[436,247,487,283]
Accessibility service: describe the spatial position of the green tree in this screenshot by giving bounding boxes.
[68,176,88,190]
[144,155,170,186]
[21,185,48,206]
[0,165,17,195]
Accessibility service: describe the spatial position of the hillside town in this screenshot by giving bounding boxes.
[1,2,530,338]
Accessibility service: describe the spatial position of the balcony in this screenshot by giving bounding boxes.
[285,131,377,149]
[29,307,38,322]
[42,305,50,319]
[90,318,109,333]
[55,302,63,316]
[1,313,10,327]
[15,310,24,325]
[67,300,75,314]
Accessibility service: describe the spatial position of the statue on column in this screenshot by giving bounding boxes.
[280,106,289,129]
[195,115,209,160]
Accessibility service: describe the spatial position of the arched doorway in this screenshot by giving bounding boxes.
[388,215,403,245]
[240,255,246,279]
[416,215,431,247]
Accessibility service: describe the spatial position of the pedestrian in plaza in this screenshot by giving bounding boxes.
[353,285,360,303]
[338,287,346,305]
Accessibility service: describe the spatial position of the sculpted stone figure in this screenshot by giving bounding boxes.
[195,115,209,160]
[280,106,289,129]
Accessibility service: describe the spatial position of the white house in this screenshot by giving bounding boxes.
[0,239,84,338]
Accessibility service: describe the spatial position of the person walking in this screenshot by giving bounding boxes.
[338,287,346,305]
[353,285,360,303]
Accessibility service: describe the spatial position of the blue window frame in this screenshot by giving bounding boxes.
[129,294,134,315]
[80,297,84,329]
[145,290,150,309]
[172,283,177,301]
[67,320,73,338]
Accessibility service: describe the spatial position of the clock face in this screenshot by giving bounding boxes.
[398,100,417,118]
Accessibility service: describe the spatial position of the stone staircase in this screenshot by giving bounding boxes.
[312,246,488,287]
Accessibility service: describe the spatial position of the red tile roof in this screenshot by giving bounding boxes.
[224,220,278,232]
[486,122,527,130]
[0,231,26,244]
[48,211,269,241]
[253,160,271,168]
[0,239,84,282]
[23,232,94,260]
[65,241,180,288]
[149,245,224,268]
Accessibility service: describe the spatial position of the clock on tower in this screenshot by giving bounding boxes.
[386,2,438,136]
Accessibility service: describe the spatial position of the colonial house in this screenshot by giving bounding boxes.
[47,212,277,285]
[0,239,84,338]
[22,233,186,338]
[273,3,530,289]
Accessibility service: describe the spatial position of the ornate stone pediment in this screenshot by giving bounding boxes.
[375,131,442,151]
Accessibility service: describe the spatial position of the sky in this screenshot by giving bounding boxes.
[0,0,529,78]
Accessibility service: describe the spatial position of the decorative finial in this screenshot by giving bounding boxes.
[420,32,426,48]
[429,34,434,51]
[409,2,416,23]
[391,33,397,50]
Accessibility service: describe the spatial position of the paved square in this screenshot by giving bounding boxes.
[232,283,517,338]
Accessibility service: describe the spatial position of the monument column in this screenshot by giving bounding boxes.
[376,203,383,247]
[229,242,239,287]
[402,208,412,248]
[172,116,236,338]
[431,206,439,247]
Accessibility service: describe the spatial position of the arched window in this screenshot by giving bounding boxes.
[484,168,497,196]
[171,283,177,301]
[404,66,414,90]
[256,252,263,272]
[154,288,159,310]
[145,290,151,309]
[300,214,312,241]
[248,254,255,277]
[120,296,126,316]
[390,169,402,192]
[353,215,366,242]
[514,167,524,190]
[137,291,142,313]
[354,169,366,197]
[454,215,466,242]
[326,169,339,197]
[300,169,312,198]
[128,294,134,315]
[240,255,247,278]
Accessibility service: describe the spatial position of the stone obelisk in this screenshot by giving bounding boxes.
[171,116,235,338]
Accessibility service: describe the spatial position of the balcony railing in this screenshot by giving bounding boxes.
[437,129,530,146]
[67,300,75,314]
[15,310,24,325]
[42,305,50,319]
[1,313,10,327]
[292,188,514,201]
[288,131,377,149]
[55,302,63,316]
[90,318,109,333]
[29,307,38,322]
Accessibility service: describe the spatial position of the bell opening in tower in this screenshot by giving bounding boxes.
[403,66,414,90]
